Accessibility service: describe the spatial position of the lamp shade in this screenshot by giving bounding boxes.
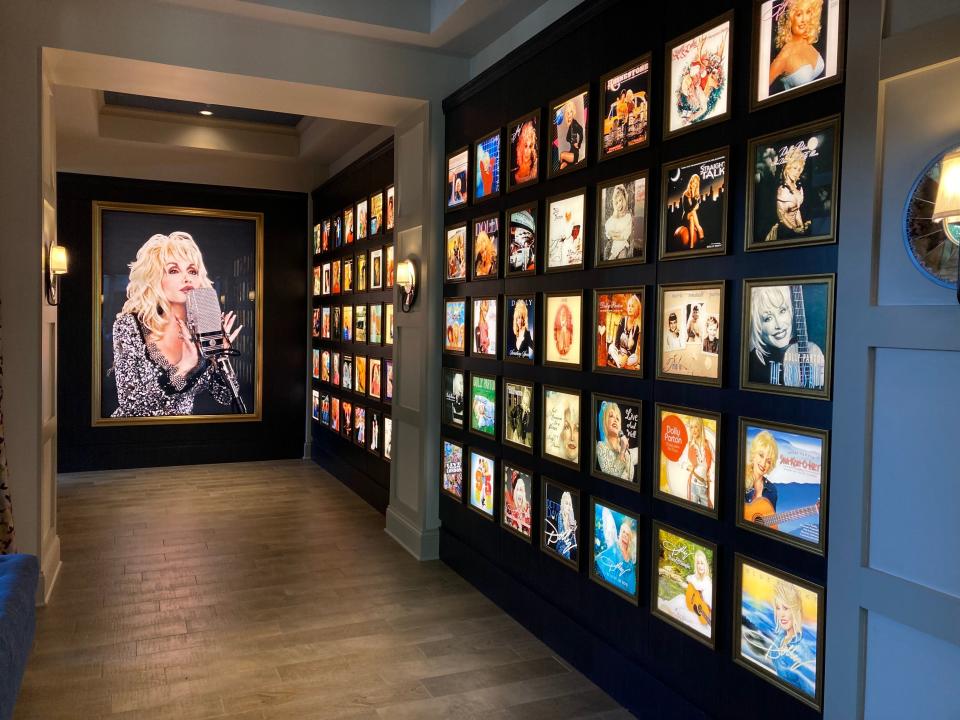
[49,245,69,274]
[932,150,960,220]
[396,259,415,287]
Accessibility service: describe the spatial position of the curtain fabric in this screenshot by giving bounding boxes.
[0,299,15,554]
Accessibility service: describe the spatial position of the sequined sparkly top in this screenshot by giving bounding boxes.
[111,313,232,417]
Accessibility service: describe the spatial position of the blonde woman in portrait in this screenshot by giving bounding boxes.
[682,415,714,509]
[674,173,704,248]
[769,0,825,93]
[765,146,813,242]
[603,184,634,260]
[474,229,497,277]
[555,490,578,559]
[510,299,534,359]
[111,231,242,417]
[661,549,713,635]
[744,429,781,514]
[513,119,538,185]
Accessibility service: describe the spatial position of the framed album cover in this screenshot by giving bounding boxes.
[332,214,342,248]
[385,185,395,231]
[313,223,323,255]
[507,109,540,192]
[737,417,828,554]
[312,266,322,297]
[320,393,330,426]
[331,351,341,386]
[504,294,535,364]
[443,299,466,355]
[385,244,395,288]
[541,477,580,569]
[341,354,353,391]
[596,171,647,266]
[320,350,331,383]
[341,305,353,344]
[545,189,586,272]
[342,256,354,294]
[356,198,368,242]
[740,274,835,399]
[543,291,582,369]
[468,449,496,520]
[590,498,640,603]
[664,11,733,139]
[354,304,366,344]
[446,146,469,211]
[752,0,845,111]
[385,360,393,401]
[354,355,367,395]
[311,389,319,421]
[369,247,384,289]
[746,116,840,251]
[368,410,382,456]
[472,213,500,280]
[330,396,340,432]
[599,54,652,161]
[445,223,468,283]
[320,306,331,339]
[474,129,502,204]
[541,385,581,470]
[312,309,321,338]
[331,260,341,294]
[330,306,341,340]
[441,439,464,501]
[469,372,497,440]
[590,393,641,489]
[657,281,725,386]
[593,288,644,376]
[369,190,383,236]
[471,296,498,358]
[383,415,392,461]
[320,219,331,253]
[341,399,353,437]
[442,367,465,429]
[356,251,367,293]
[652,522,717,647]
[660,149,729,260]
[385,303,394,345]
[321,262,332,295]
[368,303,383,345]
[311,348,320,380]
[506,203,537,276]
[353,405,366,447]
[344,206,354,245]
[368,357,382,400]
[654,403,720,517]
[502,462,533,541]
[733,555,825,710]
[548,86,589,179]
[503,378,534,453]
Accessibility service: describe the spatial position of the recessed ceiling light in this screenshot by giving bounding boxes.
[199,109,213,116]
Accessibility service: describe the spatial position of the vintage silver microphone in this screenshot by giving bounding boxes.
[185,287,247,414]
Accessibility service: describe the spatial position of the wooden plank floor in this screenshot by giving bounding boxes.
[14,460,632,720]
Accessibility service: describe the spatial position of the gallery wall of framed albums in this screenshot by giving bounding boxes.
[55,172,308,472]
[310,140,396,512]
[440,1,844,717]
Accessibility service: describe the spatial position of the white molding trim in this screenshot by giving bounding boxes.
[37,532,61,606]
[385,507,439,560]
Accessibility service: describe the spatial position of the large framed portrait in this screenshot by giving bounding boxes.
[443,299,466,355]
[355,198,368,241]
[746,116,840,251]
[468,449,496,520]
[506,203,537,276]
[599,55,651,161]
[596,171,647,266]
[652,522,717,647]
[590,498,639,603]
[543,292,582,369]
[445,223,467,283]
[473,129,502,204]
[504,294,535,364]
[93,201,262,425]
[733,555,824,710]
[545,189,586,272]
[654,404,720,517]
[593,288,644,376]
[446,146,469,210]
[471,296,498,358]
[657,281,725,386]
[369,190,383,236]
[752,0,845,110]
[548,87,589,178]
[441,367,465,429]
[541,477,580,569]
[441,439,464,501]
[503,378,534,453]
[740,275,835,399]
[469,372,497,440]
[541,385,581,470]
[502,462,533,541]
[472,213,500,280]
[738,418,828,554]
[507,110,540,192]
[664,12,733,139]
[660,149,729,260]
[590,393,640,489]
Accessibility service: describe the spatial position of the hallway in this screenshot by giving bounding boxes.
[13,461,629,719]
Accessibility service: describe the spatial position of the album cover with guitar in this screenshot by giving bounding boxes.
[737,418,829,555]
[652,522,717,648]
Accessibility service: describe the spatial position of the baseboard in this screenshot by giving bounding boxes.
[386,507,439,561]
[37,532,61,606]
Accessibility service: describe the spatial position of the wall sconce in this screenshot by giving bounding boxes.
[396,257,417,312]
[46,243,69,306]
[932,150,960,303]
